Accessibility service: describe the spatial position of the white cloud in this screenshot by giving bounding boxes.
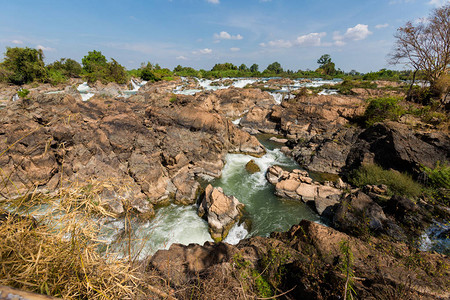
[230,47,240,52]
[200,48,212,54]
[265,39,293,48]
[375,23,389,29]
[261,32,327,48]
[206,0,220,4]
[36,45,55,51]
[295,32,326,46]
[193,48,212,54]
[213,31,243,40]
[428,0,449,6]
[176,55,187,60]
[333,24,372,46]
[389,0,414,4]
[11,40,23,44]
[344,24,372,40]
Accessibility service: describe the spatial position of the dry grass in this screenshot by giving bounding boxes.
[0,193,141,299]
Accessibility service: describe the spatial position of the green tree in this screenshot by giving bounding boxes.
[107,59,127,84]
[211,63,237,71]
[82,50,107,73]
[239,63,248,72]
[317,54,336,76]
[265,62,283,74]
[1,47,48,85]
[47,58,82,78]
[250,63,259,73]
[317,54,332,66]
[81,50,127,84]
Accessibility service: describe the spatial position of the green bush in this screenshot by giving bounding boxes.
[422,162,450,190]
[349,164,422,198]
[47,58,82,78]
[1,47,48,85]
[47,69,67,85]
[421,162,450,205]
[17,89,30,99]
[81,50,127,84]
[364,96,404,127]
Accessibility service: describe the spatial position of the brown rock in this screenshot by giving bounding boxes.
[245,159,260,174]
[198,184,244,242]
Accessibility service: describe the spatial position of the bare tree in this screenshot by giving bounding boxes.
[389,4,450,101]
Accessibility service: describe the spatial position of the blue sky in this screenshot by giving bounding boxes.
[0,0,448,73]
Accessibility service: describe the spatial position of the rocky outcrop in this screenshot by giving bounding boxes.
[198,184,245,242]
[194,87,275,119]
[148,220,450,299]
[149,241,238,286]
[244,160,260,174]
[331,191,405,239]
[0,88,265,217]
[266,166,343,215]
[345,121,450,176]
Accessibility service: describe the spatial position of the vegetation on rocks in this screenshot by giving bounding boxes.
[363,96,404,126]
[349,164,422,198]
[81,50,127,84]
[0,47,47,85]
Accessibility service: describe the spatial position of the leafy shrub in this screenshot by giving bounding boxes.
[81,50,128,84]
[364,96,404,127]
[47,58,82,78]
[47,69,66,85]
[421,162,450,205]
[422,162,450,189]
[1,47,48,85]
[17,89,30,99]
[349,164,422,198]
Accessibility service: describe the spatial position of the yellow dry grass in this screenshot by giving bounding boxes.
[0,191,141,299]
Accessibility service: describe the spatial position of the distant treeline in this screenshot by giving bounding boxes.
[0,47,418,86]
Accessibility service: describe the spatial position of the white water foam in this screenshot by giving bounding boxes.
[81,93,94,101]
[269,92,284,104]
[232,79,257,88]
[103,204,213,259]
[77,82,91,93]
[318,89,338,95]
[77,82,94,101]
[224,223,249,245]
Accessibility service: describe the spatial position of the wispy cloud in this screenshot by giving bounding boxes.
[213,31,243,41]
[36,45,55,51]
[428,0,449,6]
[375,23,389,29]
[260,39,292,48]
[193,48,212,54]
[389,0,414,5]
[260,32,327,48]
[176,55,188,60]
[11,40,23,44]
[206,0,219,4]
[230,47,240,52]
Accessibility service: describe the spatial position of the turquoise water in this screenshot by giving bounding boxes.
[212,136,319,238]
[102,135,319,258]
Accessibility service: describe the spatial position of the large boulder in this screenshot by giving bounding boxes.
[198,184,245,242]
[148,219,450,299]
[332,191,405,240]
[266,166,342,215]
[345,121,450,176]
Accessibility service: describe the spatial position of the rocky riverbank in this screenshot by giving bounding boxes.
[0,77,449,299]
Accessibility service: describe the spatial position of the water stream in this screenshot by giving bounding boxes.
[98,135,319,259]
